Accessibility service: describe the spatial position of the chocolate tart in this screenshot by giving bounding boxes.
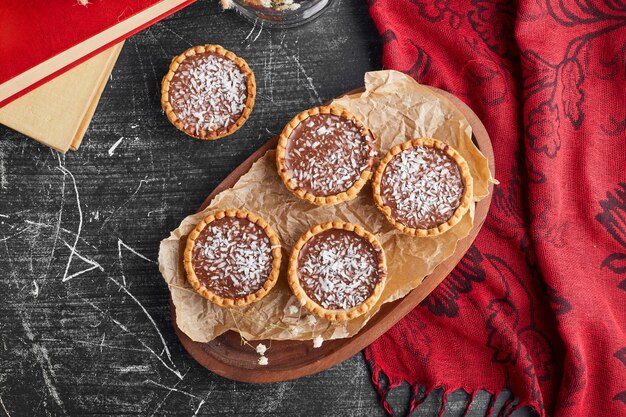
[276,106,377,206]
[161,44,256,140]
[184,209,281,307]
[373,138,473,237]
[288,221,387,321]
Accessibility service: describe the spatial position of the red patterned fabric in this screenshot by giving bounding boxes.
[365,1,626,416]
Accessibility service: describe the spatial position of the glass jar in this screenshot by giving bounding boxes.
[229,0,333,28]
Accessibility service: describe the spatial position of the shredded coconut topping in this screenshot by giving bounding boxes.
[284,114,376,197]
[191,217,273,298]
[169,52,248,135]
[297,229,381,310]
[380,144,465,229]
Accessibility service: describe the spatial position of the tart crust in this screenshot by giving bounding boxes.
[183,209,281,307]
[161,44,256,140]
[288,221,387,321]
[276,106,375,206]
[372,138,473,237]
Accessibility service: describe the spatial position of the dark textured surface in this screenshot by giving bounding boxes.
[0,1,534,416]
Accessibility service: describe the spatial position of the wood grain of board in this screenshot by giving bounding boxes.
[172,87,495,383]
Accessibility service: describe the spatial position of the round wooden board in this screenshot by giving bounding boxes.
[171,86,495,383]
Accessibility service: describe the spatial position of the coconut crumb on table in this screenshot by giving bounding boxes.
[313,335,324,348]
[256,343,267,355]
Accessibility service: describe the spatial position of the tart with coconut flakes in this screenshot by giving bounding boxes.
[276,106,377,206]
[161,44,256,140]
[373,138,473,237]
[288,221,387,321]
[184,209,281,307]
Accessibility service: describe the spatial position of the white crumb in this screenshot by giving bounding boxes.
[305,315,317,326]
[256,343,267,355]
[313,335,324,348]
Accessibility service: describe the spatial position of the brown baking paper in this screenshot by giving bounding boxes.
[158,70,493,343]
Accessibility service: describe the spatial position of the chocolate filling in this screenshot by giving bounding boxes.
[297,229,382,310]
[191,216,273,299]
[284,113,376,197]
[380,144,465,230]
[168,52,248,136]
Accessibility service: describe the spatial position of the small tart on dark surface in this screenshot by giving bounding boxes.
[161,44,256,140]
[276,106,377,206]
[184,209,281,307]
[288,221,387,321]
[373,138,473,237]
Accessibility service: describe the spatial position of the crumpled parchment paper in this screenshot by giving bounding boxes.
[158,70,493,343]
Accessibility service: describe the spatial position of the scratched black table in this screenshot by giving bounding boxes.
[0,1,535,416]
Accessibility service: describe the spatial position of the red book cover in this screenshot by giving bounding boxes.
[0,0,196,108]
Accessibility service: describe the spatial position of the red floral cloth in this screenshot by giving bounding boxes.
[365,1,626,416]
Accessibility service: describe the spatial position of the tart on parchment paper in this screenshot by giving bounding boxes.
[373,138,473,237]
[276,106,377,206]
[184,209,281,307]
[288,221,387,321]
[161,44,256,140]
[160,70,495,344]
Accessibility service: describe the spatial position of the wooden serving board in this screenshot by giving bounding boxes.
[171,87,495,383]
